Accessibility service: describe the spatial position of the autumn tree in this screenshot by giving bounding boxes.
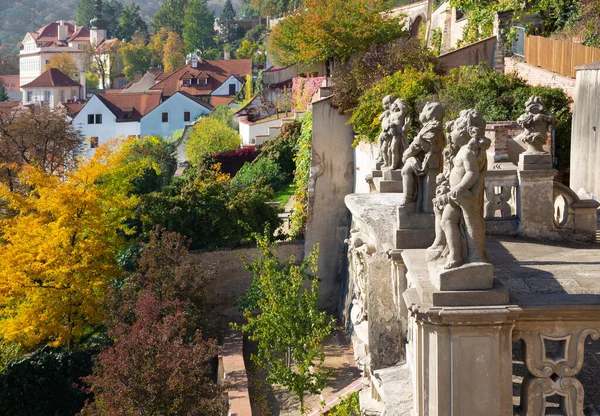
[220,0,238,44]
[186,116,241,166]
[80,229,227,415]
[0,141,140,350]
[236,39,259,59]
[149,27,169,67]
[84,39,123,89]
[115,3,148,42]
[0,106,83,192]
[163,31,186,72]
[120,35,151,80]
[236,234,334,411]
[45,52,79,79]
[182,0,217,54]
[268,0,404,66]
[151,0,188,35]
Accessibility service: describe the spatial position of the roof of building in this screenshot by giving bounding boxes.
[63,102,85,118]
[210,96,235,107]
[122,72,161,93]
[35,21,75,42]
[155,72,171,82]
[95,91,162,122]
[68,26,90,41]
[21,68,82,89]
[150,59,252,97]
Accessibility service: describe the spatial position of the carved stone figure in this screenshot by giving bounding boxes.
[345,229,375,326]
[376,96,410,170]
[399,102,445,208]
[516,96,554,154]
[427,109,491,269]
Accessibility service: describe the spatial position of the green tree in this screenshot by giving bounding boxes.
[240,0,260,17]
[120,37,151,80]
[236,39,259,59]
[149,27,169,67]
[163,31,186,72]
[182,0,216,53]
[150,0,188,35]
[186,116,241,166]
[268,0,404,66]
[249,0,294,16]
[236,234,334,411]
[0,78,9,102]
[76,0,123,38]
[116,3,148,42]
[75,0,96,29]
[219,0,238,44]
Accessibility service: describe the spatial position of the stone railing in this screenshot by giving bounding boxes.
[552,181,599,243]
[484,169,520,235]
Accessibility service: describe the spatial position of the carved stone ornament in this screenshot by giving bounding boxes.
[376,96,410,170]
[399,101,445,209]
[516,96,554,155]
[345,229,375,326]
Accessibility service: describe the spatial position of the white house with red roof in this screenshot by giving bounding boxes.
[21,68,83,108]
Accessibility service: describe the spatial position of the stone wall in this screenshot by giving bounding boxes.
[505,56,576,100]
[190,241,304,325]
[305,96,355,313]
[437,36,497,72]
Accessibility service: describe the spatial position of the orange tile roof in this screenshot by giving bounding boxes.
[21,68,81,88]
[210,96,234,107]
[150,59,252,97]
[68,26,90,41]
[95,91,162,121]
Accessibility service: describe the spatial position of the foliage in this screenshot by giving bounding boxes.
[0,105,83,192]
[573,1,600,47]
[349,66,444,143]
[186,116,241,166]
[245,24,268,43]
[220,0,239,44]
[45,52,79,79]
[249,0,294,16]
[84,39,123,90]
[331,36,441,115]
[237,39,260,59]
[136,168,281,249]
[86,72,100,90]
[267,0,405,66]
[240,0,261,17]
[209,104,238,130]
[257,118,302,182]
[163,31,186,72]
[430,28,443,56]
[149,27,169,67]
[76,0,123,38]
[199,146,260,176]
[292,76,325,110]
[289,112,312,239]
[0,82,8,102]
[183,0,217,53]
[0,141,139,349]
[81,229,227,415]
[236,234,334,410]
[150,0,188,35]
[327,392,360,416]
[233,157,286,191]
[115,3,148,42]
[120,38,151,80]
[0,344,103,415]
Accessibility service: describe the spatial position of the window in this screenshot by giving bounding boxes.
[44,90,51,102]
[88,114,95,124]
[184,111,191,122]
[4,83,8,87]
[90,137,99,149]
[162,112,168,123]
[95,114,102,124]
[60,90,65,102]
[228,83,236,96]
[26,91,32,102]
[191,78,197,85]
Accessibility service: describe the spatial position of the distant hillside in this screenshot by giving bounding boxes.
[0,0,242,56]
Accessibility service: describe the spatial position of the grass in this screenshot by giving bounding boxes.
[273,183,296,207]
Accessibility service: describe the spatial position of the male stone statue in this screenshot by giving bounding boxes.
[516,96,554,154]
[399,101,445,208]
[376,96,410,170]
[427,109,491,269]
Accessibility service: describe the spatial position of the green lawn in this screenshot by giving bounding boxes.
[273,183,296,208]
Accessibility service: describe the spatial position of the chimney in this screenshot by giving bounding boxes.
[80,71,87,100]
[133,71,143,83]
[223,51,231,60]
[191,53,199,68]
[57,20,68,42]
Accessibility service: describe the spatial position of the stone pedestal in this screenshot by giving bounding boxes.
[517,154,557,239]
[402,249,515,416]
[372,169,403,193]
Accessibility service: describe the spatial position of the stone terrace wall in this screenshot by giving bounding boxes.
[190,241,304,325]
[505,56,576,100]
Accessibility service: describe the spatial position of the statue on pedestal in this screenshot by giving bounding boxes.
[516,96,554,154]
[399,102,445,208]
[376,96,410,170]
[427,109,491,269]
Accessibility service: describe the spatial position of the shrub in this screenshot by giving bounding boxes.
[186,116,241,166]
[201,146,260,176]
[289,112,312,239]
[233,158,286,191]
[257,119,303,182]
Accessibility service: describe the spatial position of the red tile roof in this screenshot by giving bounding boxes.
[150,59,252,97]
[21,68,81,88]
[68,26,90,41]
[95,91,162,122]
[63,102,85,117]
[35,22,75,42]
[210,96,234,107]
[154,72,171,82]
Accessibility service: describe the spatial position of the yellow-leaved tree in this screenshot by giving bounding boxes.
[0,140,141,349]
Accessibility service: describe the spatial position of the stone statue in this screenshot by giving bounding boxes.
[427,109,491,269]
[376,96,410,170]
[399,102,445,208]
[516,96,554,154]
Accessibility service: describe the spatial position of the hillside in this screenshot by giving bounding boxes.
[0,0,242,55]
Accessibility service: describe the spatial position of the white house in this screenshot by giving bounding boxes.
[140,91,213,138]
[21,68,83,108]
[211,74,244,98]
[72,90,214,154]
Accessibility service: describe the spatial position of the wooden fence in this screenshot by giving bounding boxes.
[525,35,600,78]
